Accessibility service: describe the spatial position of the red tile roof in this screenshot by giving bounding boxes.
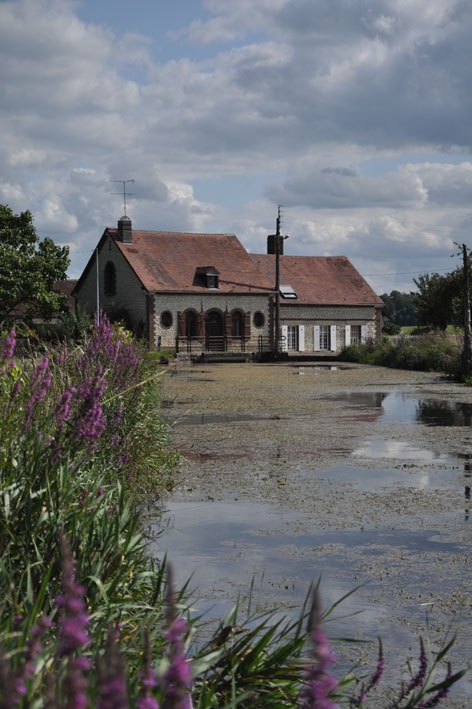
[74,224,382,307]
[251,254,383,306]
[109,229,274,294]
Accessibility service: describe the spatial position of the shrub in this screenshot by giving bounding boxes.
[339,332,462,377]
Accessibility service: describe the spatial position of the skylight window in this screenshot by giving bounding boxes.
[280,284,297,299]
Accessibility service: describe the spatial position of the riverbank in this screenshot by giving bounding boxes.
[159,360,472,706]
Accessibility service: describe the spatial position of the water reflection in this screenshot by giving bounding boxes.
[352,439,454,464]
[318,463,450,491]
[152,499,462,640]
[330,391,472,427]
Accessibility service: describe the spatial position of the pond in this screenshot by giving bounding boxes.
[154,364,472,702]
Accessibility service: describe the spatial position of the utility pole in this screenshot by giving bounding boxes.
[270,206,289,357]
[274,207,281,356]
[462,243,472,378]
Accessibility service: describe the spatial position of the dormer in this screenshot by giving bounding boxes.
[194,266,220,289]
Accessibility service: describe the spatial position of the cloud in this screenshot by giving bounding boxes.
[1,0,472,291]
[264,164,429,209]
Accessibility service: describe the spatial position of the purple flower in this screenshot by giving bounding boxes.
[418,663,453,708]
[137,630,159,709]
[2,329,16,360]
[55,537,92,707]
[56,386,76,427]
[398,637,427,701]
[161,566,193,709]
[71,366,107,446]
[354,638,385,706]
[97,627,129,709]
[299,587,339,709]
[25,356,53,428]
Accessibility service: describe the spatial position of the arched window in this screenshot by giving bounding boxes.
[104,261,116,296]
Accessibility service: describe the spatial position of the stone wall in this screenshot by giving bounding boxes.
[74,235,148,331]
[153,292,270,350]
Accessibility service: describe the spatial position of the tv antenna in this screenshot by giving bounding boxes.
[110,179,135,216]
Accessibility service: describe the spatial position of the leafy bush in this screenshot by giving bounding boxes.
[339,332,462,377]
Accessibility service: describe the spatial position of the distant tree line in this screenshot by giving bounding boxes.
[380,254,471,332]
[380,290,417,327]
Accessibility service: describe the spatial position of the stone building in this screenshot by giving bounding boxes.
[72,216,383,356]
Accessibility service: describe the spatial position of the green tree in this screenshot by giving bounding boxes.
[380,290,418,326]
[0,205,70,327]
[413,269,463,330]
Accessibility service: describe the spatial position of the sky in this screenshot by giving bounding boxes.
[2,0,472,293]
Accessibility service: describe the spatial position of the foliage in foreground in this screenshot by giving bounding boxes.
[0,317,467,706]
[339,332,462,378]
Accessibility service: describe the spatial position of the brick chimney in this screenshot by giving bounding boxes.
[118,215,132,243]
[267,233,284,255]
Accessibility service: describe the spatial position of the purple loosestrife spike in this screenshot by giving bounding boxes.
[137,629,159,709]
[299,586,339,709]
[162,565,193,709]
[398,637,428,701]
[56,387,76,427]
[354,637,385,706]
[97,627,129,709]
[56,535,91,708]
[72,367,106,446]
[25,356,53,427]
[2,329,16,360]
[12,617,52,705]
[418,663,453,708]
[62,656,91,709]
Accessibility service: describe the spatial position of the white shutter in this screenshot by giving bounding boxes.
[281,325,288,351]
[298,325,305,352]
[361,324,368,343]
[345,324,351,346]
[314,325,320,351]
[330,325,337,351]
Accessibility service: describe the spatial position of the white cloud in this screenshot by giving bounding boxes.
[1,0,472,290]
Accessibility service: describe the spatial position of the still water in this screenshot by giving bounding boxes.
[152,387,472,693]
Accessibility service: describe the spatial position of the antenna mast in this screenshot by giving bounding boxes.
[110,179,135,216]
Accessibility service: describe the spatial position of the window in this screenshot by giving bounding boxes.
[286,326,299,351]
[253,311,265,328]
[185,310,198,337]
[314,325,336,351]
[282,325,305,352]
[280,284,297,299]
[319,325,331,350]
[351,325,361,344]
[104,261,116,296]
[161,311,173,328]
[231,311,244,337]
